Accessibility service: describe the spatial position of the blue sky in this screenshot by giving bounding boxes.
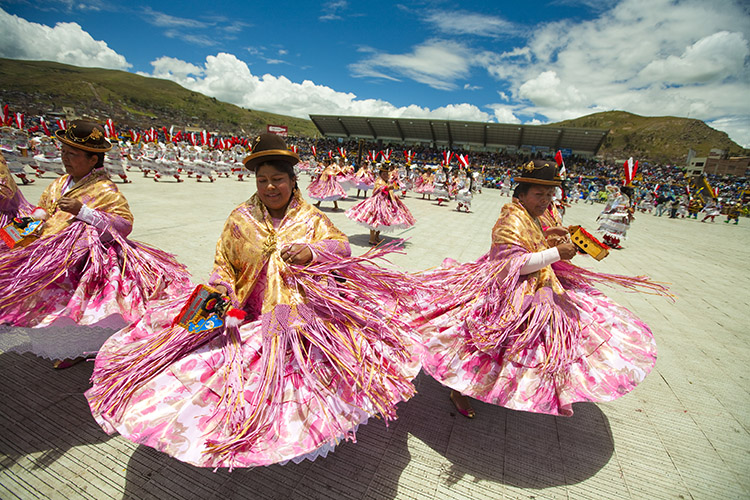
[1,0,749,148]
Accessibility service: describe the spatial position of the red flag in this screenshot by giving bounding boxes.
[554,150,566,178]
[106,118,116,138]
[57,119,66,131]
[624,157,638,185]
[554,150,564,167]
[457,154,469,168]
[39,117,51,136]
[311,145,317,157]
[0,105,7,125]
[442,150,453,166]
[14,112,24,129]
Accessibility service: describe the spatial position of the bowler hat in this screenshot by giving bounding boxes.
[515,159,561,186]
[242,134,299,171]
[55,120,112,152]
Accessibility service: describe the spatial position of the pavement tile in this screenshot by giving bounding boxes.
[1,171,748,499]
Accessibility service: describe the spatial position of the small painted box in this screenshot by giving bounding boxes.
[1,217,44,249]
[569,225,609,261]
[175,284,229,333]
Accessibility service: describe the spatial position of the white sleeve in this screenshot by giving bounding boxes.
[520,247,561,275]
[75,204,100,226]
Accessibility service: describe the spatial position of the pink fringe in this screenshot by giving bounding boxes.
[206,242,420,466]
[0,222,191,324]
[417,253,671,375]
[89,241,420,469]
[552,260,673,299]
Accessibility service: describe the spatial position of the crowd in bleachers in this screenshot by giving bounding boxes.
[1,109,747,214]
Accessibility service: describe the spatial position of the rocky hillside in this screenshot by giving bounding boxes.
[1,59,745,164]
[551,111,747,163]
[0,58,319,137]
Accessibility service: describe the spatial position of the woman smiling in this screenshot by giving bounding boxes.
[87,134,420,469]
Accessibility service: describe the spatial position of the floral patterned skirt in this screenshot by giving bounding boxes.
[345,192,416,232]
[307,176,347,201]
[415,288,656,416]
[87,290,420,468]
[0,223,191,360]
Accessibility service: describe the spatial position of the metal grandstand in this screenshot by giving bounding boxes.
[309,115,609,157]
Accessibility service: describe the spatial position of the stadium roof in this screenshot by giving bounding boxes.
[309,115,609,156]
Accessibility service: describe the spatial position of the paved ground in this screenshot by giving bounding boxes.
[1,168,748,499]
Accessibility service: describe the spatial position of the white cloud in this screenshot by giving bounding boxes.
[142,8,208,29]
[142,52,492,123]
[488,105,521,124]
[140,8,248,47]
[163,30,218,47]
[638,31,749,84]
[708,116,750,150]
[518,71,585,108]
[0,7,130,69]
[475,0,750,146]
[147,56,204,82]
[350,39,475,90]
[423,10,518,38]
[320,0,348,21]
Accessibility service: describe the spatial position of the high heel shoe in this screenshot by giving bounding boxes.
[450,390,475,419]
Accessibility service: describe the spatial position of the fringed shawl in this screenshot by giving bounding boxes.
[88,191,418,469]
[0,153,34,226]
[420,201,669,375]
[37,169,133,237]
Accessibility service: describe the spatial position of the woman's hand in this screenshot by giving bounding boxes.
[57,197,83,216]
[544,226,569,246]
[544,226,569,237]
[280,243,313,265]
[556,242,577,260]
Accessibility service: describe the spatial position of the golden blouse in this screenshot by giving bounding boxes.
[37,169,133,237]
[209,191,349,313]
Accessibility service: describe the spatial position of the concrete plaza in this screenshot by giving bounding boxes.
[1,168,748,499]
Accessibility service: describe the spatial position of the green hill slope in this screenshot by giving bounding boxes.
[0,58,319,137]
[1,59,745,164]
[551,111,747,163]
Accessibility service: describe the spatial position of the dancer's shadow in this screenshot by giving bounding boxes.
[0,352,110,470]
[347,233,412,250]
[400,373,615,489]
[121,371,613,499]
[122,404,409,499]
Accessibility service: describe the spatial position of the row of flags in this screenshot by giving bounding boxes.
[0,104,645,180]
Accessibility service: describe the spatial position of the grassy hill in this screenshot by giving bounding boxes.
[550,111,747,163]
[0,58,319,137]
[1,59,745,164]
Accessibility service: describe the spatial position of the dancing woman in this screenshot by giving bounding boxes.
[0,151,34,237]
[86,134,420,469]
[411,159,669,418]
[0,121,190,368]
[345,165,416,245]
[307,158,347,210]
